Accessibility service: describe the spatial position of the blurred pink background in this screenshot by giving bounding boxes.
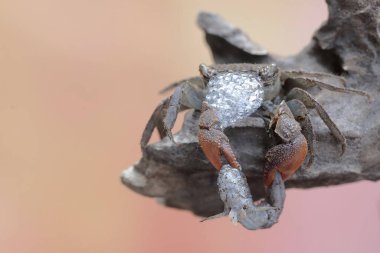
[1,0,379,252]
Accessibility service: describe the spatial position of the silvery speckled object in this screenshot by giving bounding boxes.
[205,72,264,128]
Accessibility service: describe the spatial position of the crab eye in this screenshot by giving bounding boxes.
[199,63,209,78]
[259,64,279,81]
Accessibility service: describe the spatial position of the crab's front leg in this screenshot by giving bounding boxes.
[264,101,308,187]
[140,79,205,150]
[198,102,240,170]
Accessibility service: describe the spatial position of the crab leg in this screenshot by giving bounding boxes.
[159,76,205,94]
[281,70,371,99]
[162,85,184,142]
[140,86,183,150]
[286,87,346,155]
[140,82,204,149]
[140,98,168,149]
[281,70,346,86]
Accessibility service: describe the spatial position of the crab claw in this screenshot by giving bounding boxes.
[198,102,240,170]
[207,165,285,230]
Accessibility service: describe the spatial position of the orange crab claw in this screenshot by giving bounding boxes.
[198,102,240,170]
[264,101,308,187]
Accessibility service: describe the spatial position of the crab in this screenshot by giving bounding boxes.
[140,63,369,230]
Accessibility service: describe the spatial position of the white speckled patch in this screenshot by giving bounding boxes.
[205,72,264,128]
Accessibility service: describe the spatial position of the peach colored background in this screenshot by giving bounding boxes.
[1,1,379,253]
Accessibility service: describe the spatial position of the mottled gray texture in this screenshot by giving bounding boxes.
[122,0,380,217]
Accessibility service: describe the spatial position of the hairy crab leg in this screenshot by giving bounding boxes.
[286,88,347,155]
[159,76,205,94]
[281,70,346,83]
[141,82,205,149]
[140,99,168,149]
[140,86,183,150]
[281,70,371,99]
[162,85,185,142]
